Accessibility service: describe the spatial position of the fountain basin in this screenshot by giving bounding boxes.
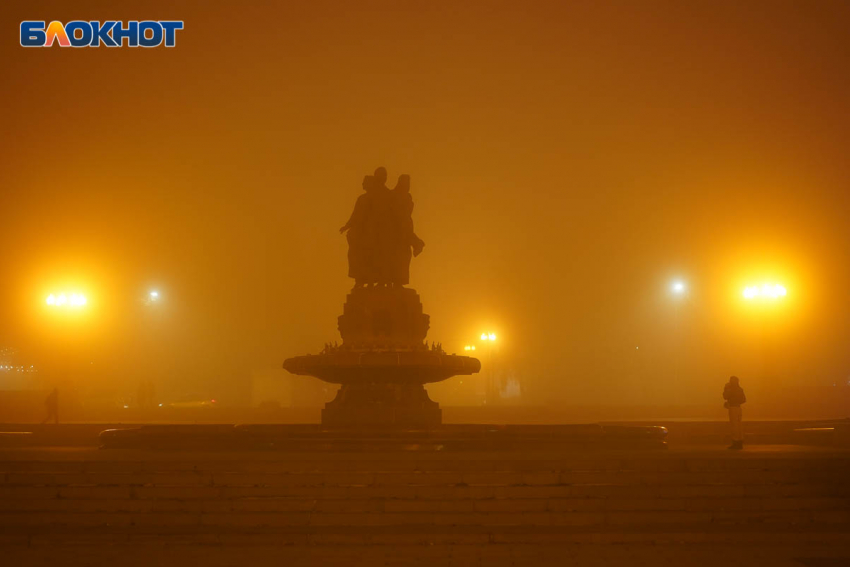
[283,351,481,385]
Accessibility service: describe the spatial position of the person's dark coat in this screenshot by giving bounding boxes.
[723,383,746,407]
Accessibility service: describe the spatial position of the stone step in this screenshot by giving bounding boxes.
[2,469,848,488]
[1,523,848,548]
[1,524,849,547]
[0,508,848,528]
[1,496,848,514]
[2,456,847,474]
[2,481,848,502]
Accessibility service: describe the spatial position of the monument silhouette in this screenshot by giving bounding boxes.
[283,167,480,426]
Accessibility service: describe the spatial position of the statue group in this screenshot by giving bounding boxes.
[340,167,425,288]
[284,165,480,426]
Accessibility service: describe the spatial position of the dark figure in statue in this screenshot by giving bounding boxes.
[389,174,426,286]
[340,175,377,287]
[369,167,396,286]
[340,167,425,288]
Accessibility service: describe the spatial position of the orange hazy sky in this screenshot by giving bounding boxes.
[1,0,849,413]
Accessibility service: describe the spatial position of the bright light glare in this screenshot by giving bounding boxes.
[481,333,497,341]
[150,290,159,299]
[743,283,787,300]
[464,345,476,351]
[671,281,686,294]
[46,292,86,308]
[489,333,496,341]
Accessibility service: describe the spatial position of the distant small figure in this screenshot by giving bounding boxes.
[42,388,59,425]
[147,379,156,408]
[723,376,746,450]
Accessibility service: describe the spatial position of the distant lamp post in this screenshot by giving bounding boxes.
[479,332,498,404]
[463,345,476,352]
[669,280,688,383]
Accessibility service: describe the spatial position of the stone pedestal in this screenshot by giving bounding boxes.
[338,287,429,349]
[283,286,480,428]
[322,382,440,427]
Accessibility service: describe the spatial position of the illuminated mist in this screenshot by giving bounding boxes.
[1,0,849,420]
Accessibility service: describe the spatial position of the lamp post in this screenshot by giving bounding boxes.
[140,289,164,410]
[742,282,787,385]
[480,332,497,405]
[44,291,88,404]
[670,280,687,383]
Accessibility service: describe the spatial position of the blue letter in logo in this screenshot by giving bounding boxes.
[20,21,46,47]
[138,21,163,47]
[91,21,118,47]
[161,21,183,47]
[112,21,139,47]
[65,21,93,47]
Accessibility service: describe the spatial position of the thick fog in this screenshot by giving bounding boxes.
[1,0,849,419]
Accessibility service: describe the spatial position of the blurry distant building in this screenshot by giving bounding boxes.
[495,368,523,404]
[500,371,522,400]
[0,346,40,390]
[0,346,17,367]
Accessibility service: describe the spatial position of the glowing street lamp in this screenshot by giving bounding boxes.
[144,289,163,307]
[481,333,497,341]
[463,345,476,352]
[743,283,787,300]
[46,292,87,308]
[671,280,686,295]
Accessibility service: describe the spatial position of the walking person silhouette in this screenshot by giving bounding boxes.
[41,387,59,425]
[723,376,746,450]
